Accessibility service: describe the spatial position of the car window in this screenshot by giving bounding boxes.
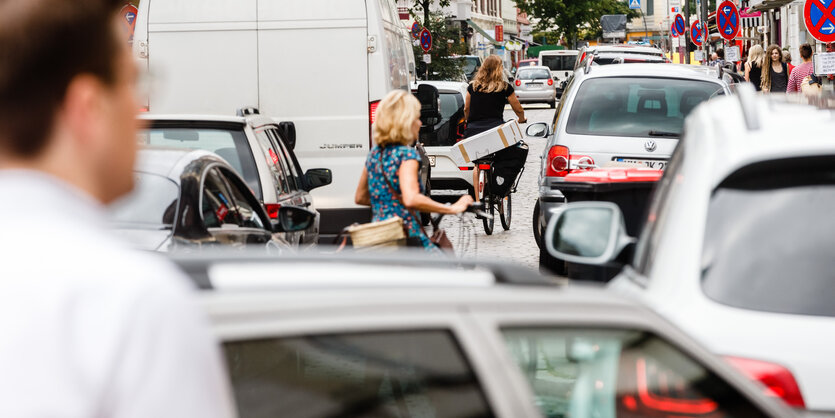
[216,168,267,230]
[503,328,767,418]
[201,168,240,228]
[461,57,480,75]
[141,127,262,199]
[551,76,576,132]
[517,69,552,80]
[701,156,835,318]
[109,172,179,228]
[633,145,685,275]
[224,330,495,418]
[566,77,721,137]
[439,92,463,121]
[267,129,303,191]
[541,55,577,71]
[254,130,290,195]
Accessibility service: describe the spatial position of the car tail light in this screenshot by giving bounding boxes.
[264,203,281,219]
[458,166,473,171]
[515,79,521,87]
[546,145,570,177]
[547,79,554,86]
[456,117,467,141]
[724,356,805,408]
[139,105,149,112]
[478,163,491,170]
[369,100,380,147]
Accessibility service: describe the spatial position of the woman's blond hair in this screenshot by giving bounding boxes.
[372,90,421,147]
[760,44,783,91]
[747,44,764,67]
[471,55,508,93]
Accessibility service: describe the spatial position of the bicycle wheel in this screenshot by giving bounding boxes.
[480,171,494,235]
[499,193,511,230]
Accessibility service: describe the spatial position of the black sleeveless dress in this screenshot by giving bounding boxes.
[748,63,763,91]
[769,63,789,92]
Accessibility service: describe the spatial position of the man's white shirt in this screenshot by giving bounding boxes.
[0,171,236,417]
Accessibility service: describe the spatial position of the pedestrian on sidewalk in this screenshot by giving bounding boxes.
[710,48,726,67]
[783,50,795,74]
[745,44,765,91]
[787,43,816,93]
[355,90,473,252]
[762,44,789,93]
[0,0,235,416]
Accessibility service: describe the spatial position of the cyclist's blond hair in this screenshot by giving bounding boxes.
[471,55,508,93]
[373,90,421,147]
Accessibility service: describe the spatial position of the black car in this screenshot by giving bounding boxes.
[109,148,315,252]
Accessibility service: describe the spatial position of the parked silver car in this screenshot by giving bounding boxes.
[172,251,795,418]
[526,63,731,271]
[512,65,557,108]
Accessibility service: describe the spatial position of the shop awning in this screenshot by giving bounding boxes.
[750,0,794,12]
[467,19,503,47]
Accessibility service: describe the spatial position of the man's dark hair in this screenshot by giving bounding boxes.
[0,0,124,157]
[800,43,813,60]
[716,48,725,59]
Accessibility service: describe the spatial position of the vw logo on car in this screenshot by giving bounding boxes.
[644,139,658,152]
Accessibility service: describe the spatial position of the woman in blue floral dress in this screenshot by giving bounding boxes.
[354,90,474,251]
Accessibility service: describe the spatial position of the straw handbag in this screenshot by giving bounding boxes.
[344,216,406,248]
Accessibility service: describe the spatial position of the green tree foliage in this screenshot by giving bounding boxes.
[404,0,452,28]
[514,0,638,46]
[413,10,467,81]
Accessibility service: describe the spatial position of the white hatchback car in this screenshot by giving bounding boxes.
[172,251,794,418]
[545,91,835,413]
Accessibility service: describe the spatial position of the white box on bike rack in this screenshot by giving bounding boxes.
[450,119,523,166]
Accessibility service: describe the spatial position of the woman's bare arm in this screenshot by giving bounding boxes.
[354,167,370,206]
[508,93,527,123]
[398,160,472,214]
[464,92,471,121]
[744,61,751,82]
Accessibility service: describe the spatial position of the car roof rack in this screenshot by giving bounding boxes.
[169,250,560,290]
[584,52,596,74]
[236,106,260,116]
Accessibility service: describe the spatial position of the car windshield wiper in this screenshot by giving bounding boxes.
[647,130,680,137]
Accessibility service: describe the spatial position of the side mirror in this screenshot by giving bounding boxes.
[304,168,332,191]
[545,202,635,266]
[416,84,442,126]
[278,121,296,150]
[272,206,316,233]
[525,122,549,138]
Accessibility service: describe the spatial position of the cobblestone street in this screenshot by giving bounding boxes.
[438,105,554,271]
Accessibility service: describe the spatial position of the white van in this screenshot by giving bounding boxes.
[132,0,414,237]
[538,49,578,95]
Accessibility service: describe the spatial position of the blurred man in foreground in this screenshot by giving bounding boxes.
[0,0,235,416]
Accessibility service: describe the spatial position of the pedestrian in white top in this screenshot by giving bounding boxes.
[0,0,236,417]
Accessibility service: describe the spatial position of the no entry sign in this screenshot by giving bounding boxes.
[691,20,703,46]
[419,28,432,53]
[717,0,740,40]
[804,0,835,43]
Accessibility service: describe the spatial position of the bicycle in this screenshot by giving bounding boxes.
[430,202,493,258]
[472,142,527,235]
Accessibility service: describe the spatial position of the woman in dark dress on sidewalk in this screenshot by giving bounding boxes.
[761,44,789,93]
[745,44,765,91]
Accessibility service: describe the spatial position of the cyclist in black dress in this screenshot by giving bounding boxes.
[464,55,526,137]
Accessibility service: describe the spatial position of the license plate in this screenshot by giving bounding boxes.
[427,155,436,167]
[614,158,667,169]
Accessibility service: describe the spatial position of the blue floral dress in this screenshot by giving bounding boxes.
[365,145,437,251]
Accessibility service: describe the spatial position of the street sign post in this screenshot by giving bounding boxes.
[419,28,432,53]
[691,20,703,46]
[803,0,835,43]
[412,22,421,39]
[629,0,641,10]
[674,14,686,36]
[814,51,835,74]
[717,0,740,41]
[726,45,740,61]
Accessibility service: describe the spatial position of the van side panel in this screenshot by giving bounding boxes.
[146,0,258,115]
[257,0,369,212]
[367,0,411,98]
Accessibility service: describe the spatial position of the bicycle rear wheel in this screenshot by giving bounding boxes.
[499,193,511,230]
[480,171,494,235]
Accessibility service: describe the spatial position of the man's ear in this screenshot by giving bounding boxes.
[61,75,106,149]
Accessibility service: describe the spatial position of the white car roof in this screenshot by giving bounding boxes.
[584,63,725,83]
[140,113,278,129]
[412,80,469,96]
[587,44,663,55]
[686,92,835,188]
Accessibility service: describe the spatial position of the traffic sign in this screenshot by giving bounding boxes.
[629,0,641,10]
[120,4,138,42]
[411,22,421,39]
[671,22,680,37]
[690,20,703,46]
[674,14,686,36]
[804,0,835,43]
[717,0,740,40]
[419,28,432,53]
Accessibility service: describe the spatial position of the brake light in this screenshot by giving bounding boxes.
[515,79,521,87]
[546,145,570,177]
[478,163,491,170]
[724,356,805,408]
[139,105,149,113]
[458,166,474,171]
[369,100,380,147]
[547,79,554,86]
[456,117,467,141]
[264,203,281,219]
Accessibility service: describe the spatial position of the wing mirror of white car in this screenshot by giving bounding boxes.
[525,122,549,138]
[272,206,316,233]
[545,202,636,266]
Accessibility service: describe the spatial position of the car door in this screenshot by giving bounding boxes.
[471,309,793,418]
[214,166,284,249]
[200,167,249,248]
[265,127,316,244]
